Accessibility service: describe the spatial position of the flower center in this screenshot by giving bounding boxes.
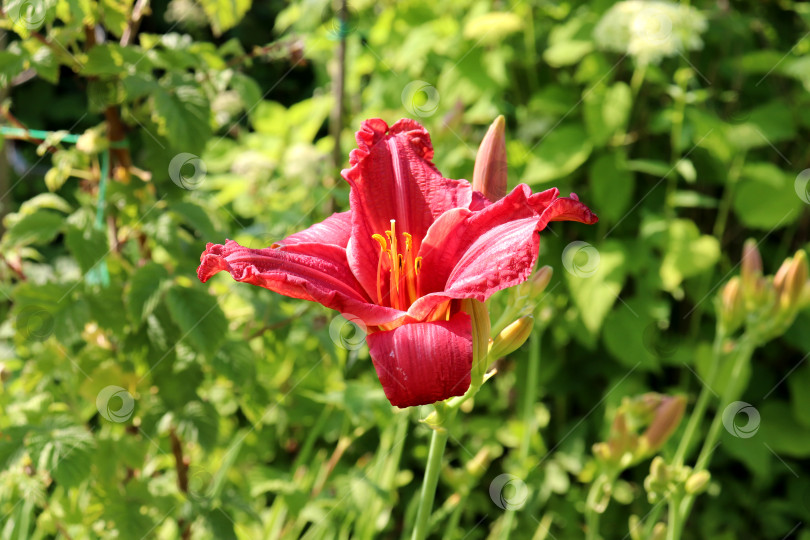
[372,220,421,310]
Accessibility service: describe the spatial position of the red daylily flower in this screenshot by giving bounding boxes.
[198,119,597,408]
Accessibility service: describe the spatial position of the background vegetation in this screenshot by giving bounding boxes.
[0,0,809,538]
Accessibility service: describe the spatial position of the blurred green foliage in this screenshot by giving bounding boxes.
[0,0,809,538]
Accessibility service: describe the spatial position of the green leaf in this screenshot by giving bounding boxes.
[198,0,252,36]
[589,152,635,223]
[126,262,170,325]
[726,101,796,151]
[28,422,95,488]
[660,219,720,292]
[165,284,227,356]
[732,162,802,230]
[584,83,631,146]
[18,193,73,215]
[788,362,810,429]
[759,401,810,458]
[65,225,108,274]
[602,299,657,370]
[543,41,593,67]
[2,210,64,247]
[174,401,219,449]
[0,50,26,87]
[524,124,592,184]
[151,84,212,153]
[565,240,627,336]
[170,200,217,239]
[464,12,523,44]
[82,44,150,76]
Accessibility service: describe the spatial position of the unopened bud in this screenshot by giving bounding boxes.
[465,447,492,477]
[719,276,746,332]
[685,470,710,495]
[472,115,507,202]
[518,265,553,299]
[0,362,9,382]
[651,523,667,540]
[461,299,491,387]
[741,239,763,294]
[780,250,808,311]
[628,515,643,540]
[593,442,612,462]
[650,456,668,484]
[489,316,534,359]
[642,395,686,452]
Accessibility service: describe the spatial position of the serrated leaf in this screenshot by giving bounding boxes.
[198,0,252,36]
[65,225,108,274]
[28,423,95,488]
[81,43,149,76]
[126,262,170,324]
[165,285,227,355]
[151,84,212,153]
[2,210,64,247]
[170,200,217,239]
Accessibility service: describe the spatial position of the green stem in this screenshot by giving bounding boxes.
[503,326,544,539]
[411,405,451,540]
[584,474,610,540]
[666,495,682,540]
[672,327,724,467]
[675,337,757,533]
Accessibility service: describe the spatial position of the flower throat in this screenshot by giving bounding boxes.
[372,220,421,310]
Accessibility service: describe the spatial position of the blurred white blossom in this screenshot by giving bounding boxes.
[593,1,707,65]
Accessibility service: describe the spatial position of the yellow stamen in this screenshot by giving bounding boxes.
[372,234,388,305]
[389,220,401,310]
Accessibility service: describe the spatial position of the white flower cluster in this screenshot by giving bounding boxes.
[593,1,708,65]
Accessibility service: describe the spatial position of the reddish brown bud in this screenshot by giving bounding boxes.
[472,116,507,202]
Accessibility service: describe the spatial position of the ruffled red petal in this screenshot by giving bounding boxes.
[197,240,403,327]
[342,118,474,300]
[366,312,473,408]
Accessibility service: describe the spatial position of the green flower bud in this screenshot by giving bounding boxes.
[488,316,534,359]
[685,470,710,495]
